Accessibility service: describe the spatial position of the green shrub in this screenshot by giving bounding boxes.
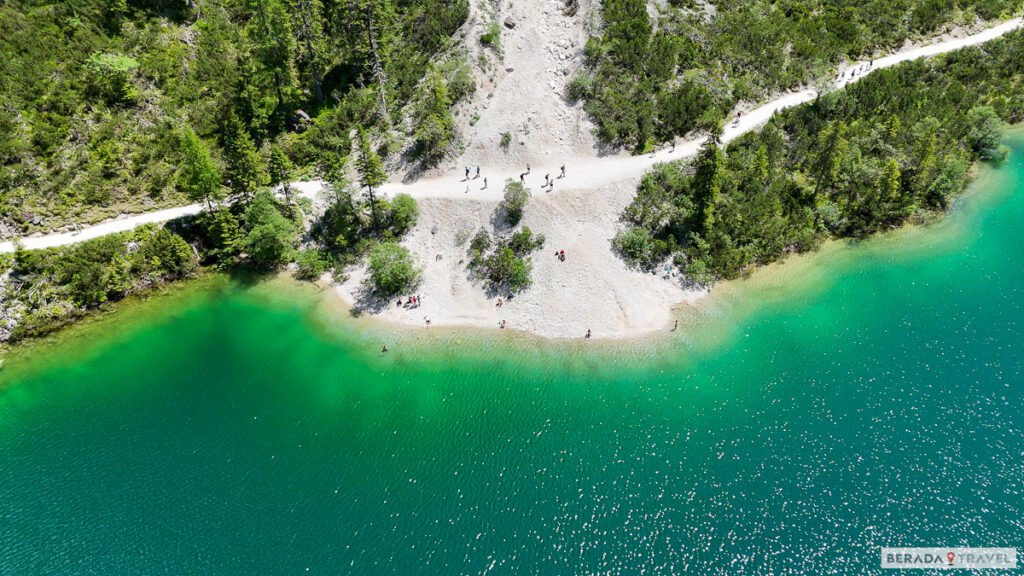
[502,180,530,225]
[566,72,593,104]
[368,241,420,296]
[479,23,501,47]
[386,193,419,236]
[612,226,662,267]
[295,248,332,280]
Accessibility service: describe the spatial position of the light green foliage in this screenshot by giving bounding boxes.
[386,193,419,236]
[178,128,224,207]
[84,51,139,104]
[966,105,1009,161]
[295,248,332,280]
[368,241,420,296]
[612,227,661,268]
[502,180,530,225]
[479,23,500,48]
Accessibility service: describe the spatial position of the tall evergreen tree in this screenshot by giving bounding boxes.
[290,0,328,103]
[222,113,268,200]
[356,127,386,232]
[248,0,298,110]
[692,134,724,237]
[178,128,224,209]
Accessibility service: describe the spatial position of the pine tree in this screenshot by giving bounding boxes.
[290,0,328,103]
[248,0,297,110]
[222,113,268,201]
[357,128,387,232]
[178,128,224,209]
[692,134,724,237]
[269,144,294,202]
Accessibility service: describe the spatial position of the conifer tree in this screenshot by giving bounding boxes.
[356,128,386,232]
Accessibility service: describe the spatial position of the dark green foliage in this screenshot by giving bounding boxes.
[580,0,1019,151]
[368,241,420,296]
[0,0,468,233]
[619,31,1024,282]
[502,180,531,225]
[466,227,545,293]
[411,65,455,165]
[5,225,198,339]
[221,112,268,200]
[240,189,299,270]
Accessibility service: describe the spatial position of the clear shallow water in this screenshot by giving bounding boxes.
[2,139,1024,574]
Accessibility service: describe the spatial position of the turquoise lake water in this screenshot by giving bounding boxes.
[2,137,1023,574]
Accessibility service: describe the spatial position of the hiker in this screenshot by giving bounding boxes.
[465,166,470,179]
[476,165,480,178]
[483,177,488,189]
[544,174,550,185]
[526,162,531,174]
[560,164,566,178]
[520,173,525,183]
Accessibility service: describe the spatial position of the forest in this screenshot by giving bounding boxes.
[0,0,471,235]
[572,0,1022,152]
[614,29,1024,282]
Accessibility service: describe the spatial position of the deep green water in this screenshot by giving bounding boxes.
[3,139,1024,575]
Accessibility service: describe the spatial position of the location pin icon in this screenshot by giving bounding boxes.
[947,552,956,565]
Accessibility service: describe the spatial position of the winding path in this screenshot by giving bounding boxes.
[2,17,1020,254]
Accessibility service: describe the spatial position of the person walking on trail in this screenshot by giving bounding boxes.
[559,164,565,178]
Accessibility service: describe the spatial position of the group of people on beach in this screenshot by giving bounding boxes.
[397,295,423,308]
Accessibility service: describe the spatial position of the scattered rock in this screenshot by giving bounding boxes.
[503,17,515,29]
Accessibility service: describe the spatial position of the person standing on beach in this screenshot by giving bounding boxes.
[483,177,488,189]
[559,164,565,178]
[465,166,470,179]
[476,165,480,178]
